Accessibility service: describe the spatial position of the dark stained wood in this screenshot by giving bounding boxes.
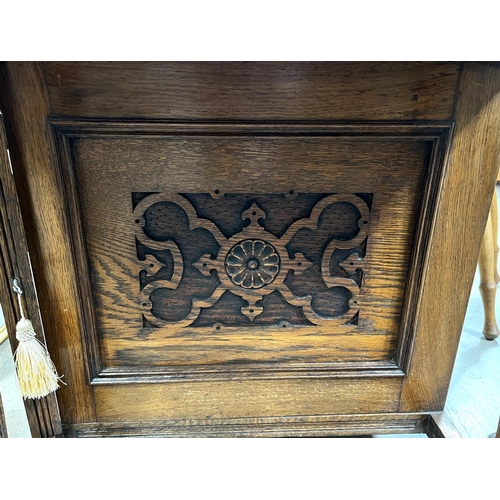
[93,378,402,422]
[400,63,500,412]
[0,62,498,437]
[95,363,403,385]
[50,120,454,137]
[0,62,95,426]
[54,122,447,386]
[395,125,454,369]
[52,129,101,383]
[0,112,64,437]
[64,412,429,438]
[42,62,460,121]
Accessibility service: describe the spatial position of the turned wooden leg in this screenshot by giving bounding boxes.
[478,199,500,340]
[492,190,499,284]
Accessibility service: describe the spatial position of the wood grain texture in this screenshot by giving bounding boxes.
[59,127,432,381]
[64,412,428,438]
[0,62,95,425]
[491,189,499,284]
[0,112,64,437]
[478,199,500,339]
[93,378,402,422]
[426,412,463,438]
[0,232,48,437]
[3,62,496,437]
[395,126,453,369]
[43,62,460,121]
[400,63,500,412]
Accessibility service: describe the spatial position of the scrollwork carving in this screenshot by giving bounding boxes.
[133,192,371,328]
[139,253,165,277]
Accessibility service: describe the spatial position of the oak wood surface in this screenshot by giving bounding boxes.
[68,134,428,375]
[478,193,500,339]
[492,189,499,284]
[400,63,500,412]
[0,62,498,437]
[426,412,463,438]
[93,378,402,422]
[0,112,63,437]
[0,62,95,426]
[43,62,460,121]
[64,412,429,438]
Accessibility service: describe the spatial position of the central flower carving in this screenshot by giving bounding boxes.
[225,239,280,289]
[186,197,367,323]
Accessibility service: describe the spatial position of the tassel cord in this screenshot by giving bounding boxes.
[12,279,64,399]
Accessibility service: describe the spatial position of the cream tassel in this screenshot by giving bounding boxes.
[13,280,62,399]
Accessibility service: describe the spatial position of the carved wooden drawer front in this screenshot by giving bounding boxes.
[3,62,499,437]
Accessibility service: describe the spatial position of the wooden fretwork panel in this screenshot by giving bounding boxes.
[135,192,371,328]
[13,62,500,437]
[58,129,436,379]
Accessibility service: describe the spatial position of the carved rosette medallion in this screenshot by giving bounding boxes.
[225,239,280,289]
[133,192,372,328]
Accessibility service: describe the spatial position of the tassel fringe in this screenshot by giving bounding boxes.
[14,317,62,400]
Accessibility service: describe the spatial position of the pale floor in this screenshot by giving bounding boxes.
[1,189,499,438]
[0,325,30,437]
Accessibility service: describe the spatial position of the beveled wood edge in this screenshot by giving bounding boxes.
[48,118,454,137]
[50,119,454,386]
[92,362,405,385]
[395,126,455,368]
[51,127,102,382]
[65,412,466,438]
[426,412,463,438]
[0,112,62,438]
[400,63,500,412]
[63,412,431,438]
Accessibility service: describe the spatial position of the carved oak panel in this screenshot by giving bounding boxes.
[134,192,371,329]
[59,129,435,377]
[10,60,488,438]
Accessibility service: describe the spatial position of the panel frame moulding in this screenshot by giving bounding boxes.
[50,120,454,386]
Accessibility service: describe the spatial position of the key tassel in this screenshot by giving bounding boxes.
[13,281,62,399]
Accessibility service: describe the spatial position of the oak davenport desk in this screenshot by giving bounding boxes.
[0,62,499,438]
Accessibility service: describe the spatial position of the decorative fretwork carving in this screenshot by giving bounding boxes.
[133,192,372,328]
